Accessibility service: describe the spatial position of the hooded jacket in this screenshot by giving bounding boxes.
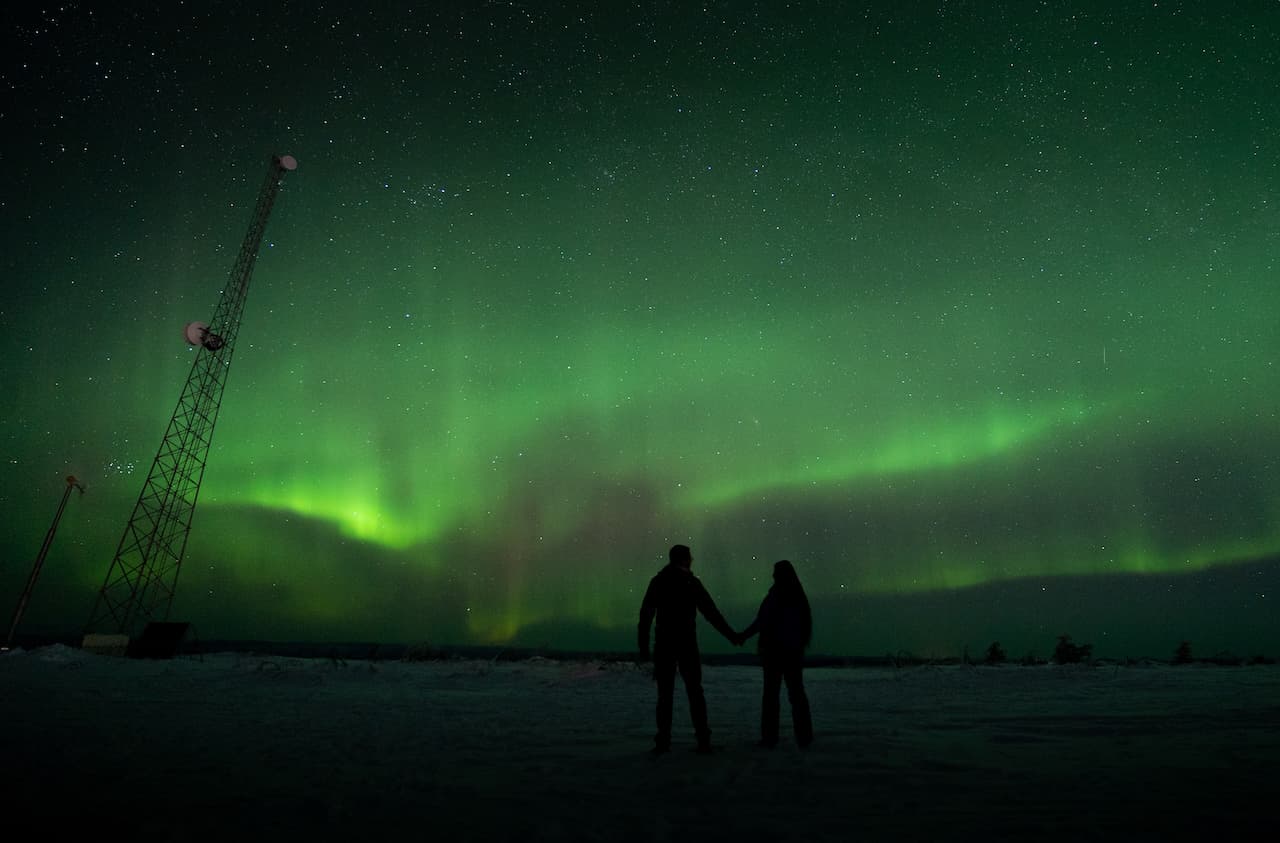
[742,583,812,661]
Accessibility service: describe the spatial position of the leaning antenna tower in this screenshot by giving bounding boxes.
[86,153,298,638]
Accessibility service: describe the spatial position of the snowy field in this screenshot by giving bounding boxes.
[2,646,1277,841]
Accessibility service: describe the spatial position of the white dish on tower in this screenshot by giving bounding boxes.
[184,322,208,346]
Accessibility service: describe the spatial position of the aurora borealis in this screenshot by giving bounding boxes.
[2,1,1277,657]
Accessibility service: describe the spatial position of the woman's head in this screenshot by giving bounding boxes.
[770,559,812,646]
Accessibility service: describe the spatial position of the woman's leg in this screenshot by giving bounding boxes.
[760,662,782,746]
[783,660,813,746]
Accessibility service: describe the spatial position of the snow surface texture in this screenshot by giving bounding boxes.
[2,645,1276,841]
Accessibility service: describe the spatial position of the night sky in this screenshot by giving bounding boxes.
[3,1,1277,658]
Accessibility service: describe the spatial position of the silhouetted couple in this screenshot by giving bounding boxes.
[637,544,813,754]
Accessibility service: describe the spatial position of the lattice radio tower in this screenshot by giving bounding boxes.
[86,153,298,637]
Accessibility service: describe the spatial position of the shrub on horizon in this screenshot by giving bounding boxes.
[1053,634,1093,665]
[403,641,449,662]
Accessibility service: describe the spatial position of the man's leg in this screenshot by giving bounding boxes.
[678,652,711,749]
[653,654,677,751]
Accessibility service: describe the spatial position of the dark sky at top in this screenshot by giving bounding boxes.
[2,1,1277,657]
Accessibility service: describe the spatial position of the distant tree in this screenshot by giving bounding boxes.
[1053,634,1093,665]
[984,641,1007,665]
[1173,641,1193,665]
[889,649,920,668]
[403,641,448,662]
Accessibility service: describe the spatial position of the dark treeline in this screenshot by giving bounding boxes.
[7,632,1276,667]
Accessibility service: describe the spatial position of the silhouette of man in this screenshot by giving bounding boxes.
[638,544,738,754]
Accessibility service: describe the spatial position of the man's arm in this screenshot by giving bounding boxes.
[695,579,738,644]
[637,579,656,660]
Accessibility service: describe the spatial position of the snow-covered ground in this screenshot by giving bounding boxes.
[2,645,1276,841]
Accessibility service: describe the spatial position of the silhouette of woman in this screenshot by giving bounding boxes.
[739,559,813,748]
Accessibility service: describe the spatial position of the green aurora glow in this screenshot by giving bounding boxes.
[2,1,1277,657]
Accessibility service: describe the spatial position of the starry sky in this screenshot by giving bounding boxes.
[2,1,1277,658]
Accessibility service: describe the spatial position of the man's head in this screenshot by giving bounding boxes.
[669,544,693,568]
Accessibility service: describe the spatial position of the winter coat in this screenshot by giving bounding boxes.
[638,563,735,654]
[742,588,811,663]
